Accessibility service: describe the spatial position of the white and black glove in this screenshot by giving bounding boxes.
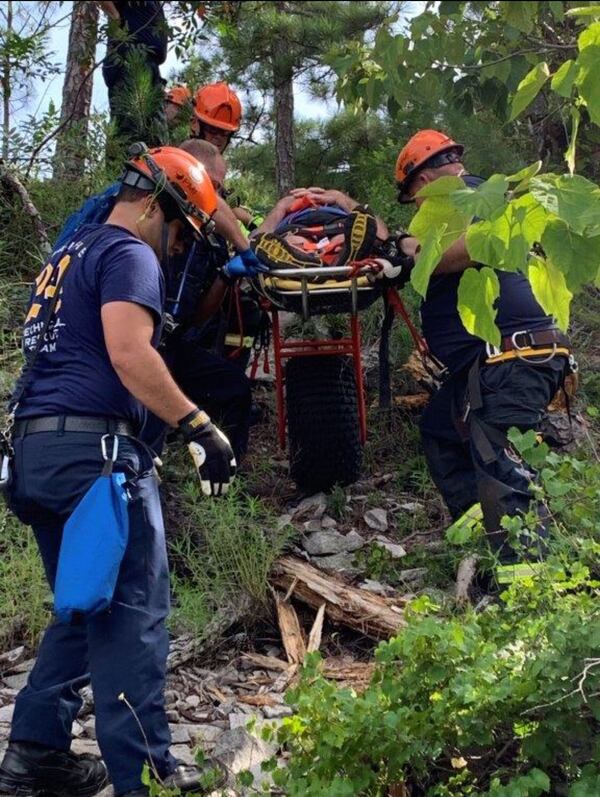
[372,234,416,288]
[178,409,237,497]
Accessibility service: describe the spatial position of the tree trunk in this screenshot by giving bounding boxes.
[2,0,12,161]
[272,2,295,196]
[53,1,99,180]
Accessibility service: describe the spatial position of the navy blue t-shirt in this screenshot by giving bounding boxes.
[420,175,553,374]
[16,224,164,426]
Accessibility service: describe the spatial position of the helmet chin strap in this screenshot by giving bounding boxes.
[160,220,171,271]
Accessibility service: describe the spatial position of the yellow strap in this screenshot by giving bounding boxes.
[224,334,254,348]
[485,346,570,365]
[262,275,371,292]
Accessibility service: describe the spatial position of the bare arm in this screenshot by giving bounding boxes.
[401,234,475,275]
[213,195,249,252]
[102,301,196,426]
[97,2,120,20]
[253,194,298,236]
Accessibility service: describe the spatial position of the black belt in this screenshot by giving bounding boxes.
[13,416,134,438]
[499,327,570,352]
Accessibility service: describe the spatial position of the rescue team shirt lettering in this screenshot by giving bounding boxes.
[420,174,553,374]
[17,223,165,426]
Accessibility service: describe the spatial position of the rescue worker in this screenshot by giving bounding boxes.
[385,130,574,579]
[100,1,169,154]
[0,148,235,796]
[142,138,267,459]
[165,84,192,124]
[191,82,264,233]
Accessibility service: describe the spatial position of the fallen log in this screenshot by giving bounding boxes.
[271,556,407,640]
[274,592,307,665]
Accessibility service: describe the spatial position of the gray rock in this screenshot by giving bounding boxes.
[0,705,13,723]
[169,723,191,744]
[71,737,101,757]
[171,744,196,766]
[312,552,362,577]
[290,492,327,520]
[82,717,96,739]
[2,672,28,690]
[321,515,338,529]
[188,724,225,746]
[303,529,365,556]
[374,536,406,559]
[262,704,293,719]
[0,722,10,741]
[359,579,395,596]
[80,685,95,715]
[229,712,251,730]
[6,658,35,675]
[0,646,25,668]
[364,508,388,532]
[212,727,276,775]
[398,567,428,587]
[276,514,293,531]
[303,519,323,533]
[96,787,114,797]
[71,721,84,739]
[166,709,180,722]
[185,694,201,709]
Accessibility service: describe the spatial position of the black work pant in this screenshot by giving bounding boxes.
[6,431,176,794]
[141,331,252,460]
[420,356,568,562]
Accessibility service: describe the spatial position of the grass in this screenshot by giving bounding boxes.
[0,505,51,650]
[166,470,293,638]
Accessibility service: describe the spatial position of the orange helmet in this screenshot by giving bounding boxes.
[193,82,242,132]
[124,144,218,235]
[165,84,192,108]
[395,130,464,203]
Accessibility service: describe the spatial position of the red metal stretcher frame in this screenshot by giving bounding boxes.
[257,264,374,451]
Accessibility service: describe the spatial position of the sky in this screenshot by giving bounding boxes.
[15,1,337,125]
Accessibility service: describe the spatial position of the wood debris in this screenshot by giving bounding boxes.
[271,556,408,640]
[274,591,307,664]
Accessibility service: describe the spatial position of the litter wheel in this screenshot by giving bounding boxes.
[285,355,363,492]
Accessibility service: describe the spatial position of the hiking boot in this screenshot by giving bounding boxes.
[0,741,108,797]
[117,759,227,796]
[252,233,320,273]
[335,205,377,267]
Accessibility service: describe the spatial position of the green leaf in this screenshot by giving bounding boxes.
[451,174,509,220]
[410,227,444,297]
[575,23,600,125]
[541,218,600,291]
[409,178,472,296]
[565,106,580,175]
[509,61,550,121]
[548,0,564,20]
[528,256,573,330]
[503,1,539,33]
[507,161,543,193]
[457,267,501,346]
[565,5,600,19]
[551,59,579,98]
[466,194,549,271]
[529,174,600,235]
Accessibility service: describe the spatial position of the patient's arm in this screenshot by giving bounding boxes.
[252,194,299,236]
[290,187,389,241]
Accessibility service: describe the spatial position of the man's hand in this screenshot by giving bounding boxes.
[222,249,269,279]
[179,409,236,497]
[290,187,356,211]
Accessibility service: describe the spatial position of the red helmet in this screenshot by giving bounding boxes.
[124,144,217,235]
[395,130,464,203]
[193,82,242,132]
[165,85,192,108]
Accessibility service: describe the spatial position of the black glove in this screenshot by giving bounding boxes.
[374,234,416,288]
[178,409,237,497]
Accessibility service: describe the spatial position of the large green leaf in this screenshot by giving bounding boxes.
[541,219,600,291]
[409,177,472,296]
[410,227,444,297]
[457,267,501,346]
[528,256,573,331]
[466,194,550,271]
[509,62,550,121]
[565,5,600,19]
[507,161,543,194]
[529,174,600,236]
[550,59,579,98]
[450,174,508,220]
[565,106,580,175]
[575,23,600,125]
[502,1,539,33]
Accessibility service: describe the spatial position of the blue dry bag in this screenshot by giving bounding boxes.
[54,435,130,624]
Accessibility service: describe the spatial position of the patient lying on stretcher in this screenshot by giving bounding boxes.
[249,187,390,283]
